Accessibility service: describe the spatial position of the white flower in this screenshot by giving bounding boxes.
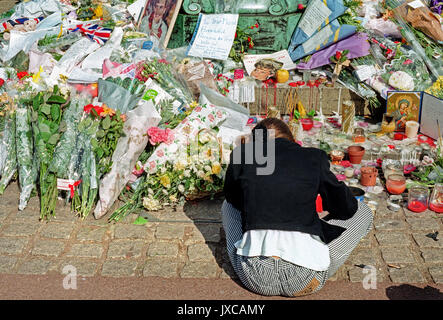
[148,188,154,195]
[162,189,169,195]
[160,166,167,174]
[169,194,178,203]
[143,197,162,211]
[178,184,185,193]
[183,170,191,178]
[197,170,205,179]
[204,165,212,173]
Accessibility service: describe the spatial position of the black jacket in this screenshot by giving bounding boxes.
[223,137,358,244]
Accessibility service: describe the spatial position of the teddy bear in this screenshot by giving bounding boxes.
[2,19,37,41]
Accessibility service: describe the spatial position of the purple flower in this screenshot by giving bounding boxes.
[68,11,78,20]
[430,0,442,14]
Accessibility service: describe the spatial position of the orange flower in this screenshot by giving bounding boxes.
[100,104,116,117]
[120,114,127,122]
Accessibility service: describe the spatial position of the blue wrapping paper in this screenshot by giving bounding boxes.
[289,20,356,62]
[289,0,347,50]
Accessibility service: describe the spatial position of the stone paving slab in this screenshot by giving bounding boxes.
[0,182,442,284]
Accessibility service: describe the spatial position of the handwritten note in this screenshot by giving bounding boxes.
[187,14,239,61]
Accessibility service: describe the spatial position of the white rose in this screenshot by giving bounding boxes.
[178,184,185,193]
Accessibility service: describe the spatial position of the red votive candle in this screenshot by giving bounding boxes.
[386,174,406,195]
[407,186,429,213]
[407,201,427,213]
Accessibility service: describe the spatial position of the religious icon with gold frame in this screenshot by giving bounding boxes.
[386,91,422,132]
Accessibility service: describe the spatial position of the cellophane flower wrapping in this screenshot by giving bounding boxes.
[93,100,161,219]
[16,105,38,210]
[143,103,227,174]
[0,111,16,194]
[49,93,89,178]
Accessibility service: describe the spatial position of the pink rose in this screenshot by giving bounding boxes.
[149,161,156,170]
[208,114,215,122]
[216,110,223,118]
[195,106,202,112]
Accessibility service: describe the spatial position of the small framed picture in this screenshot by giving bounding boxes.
[136,0,183,49]
[386,91,422,132]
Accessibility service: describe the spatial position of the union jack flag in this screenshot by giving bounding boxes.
[1,16,44,31]
[68,23,113,45]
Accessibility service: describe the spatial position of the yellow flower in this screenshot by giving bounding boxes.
[169,194,178,203]
[160,175,171,189]
[211,162,222,175]
[189,101,199,109]
[93,5,103,18]
[101,104,116,117]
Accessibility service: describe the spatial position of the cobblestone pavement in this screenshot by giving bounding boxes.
[0,182,442,285]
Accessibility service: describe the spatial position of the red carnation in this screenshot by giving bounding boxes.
[0,78,4,87]
[335,51,342,60]
[17,71,29,80]
[298,4,305,10]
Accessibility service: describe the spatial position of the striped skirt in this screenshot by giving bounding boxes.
[221,200,373,297]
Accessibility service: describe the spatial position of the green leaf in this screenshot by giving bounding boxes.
[40,131,51,142]
[91,138,98,149]
[102,116,111,130]
[38,122,51,134]
[48,133,60,145]
[96,129,105,138]
[96,148,104,158]
[50,104,60,121]
[133,216,148,225]
[46,95,66,104]
[31,111,38,122]
[58,121,67,133]
[40,104,51,115]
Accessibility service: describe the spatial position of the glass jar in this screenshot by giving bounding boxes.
[386,174,406,195]
[384,163,403,180]
[352,128,365,143]
[429,183,443,213]
[407,186,429,213]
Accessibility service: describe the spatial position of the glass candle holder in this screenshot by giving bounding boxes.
[384,163,403,180]
[381,113,395,134]
[352,128,365,143]
[407,186,429,213]
[429,183,443,213]
[386,174,406,195]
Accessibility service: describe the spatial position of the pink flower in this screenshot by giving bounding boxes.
[132,162,144,176]
[149,161,156,170]
[216,110,223,118]
[164,128,174,144]
[194,106,202,112]
[339,160,353,168]
[403,59,413,65]
[208,114,215,122]
[156,149,164,157]
[147,127,175,146]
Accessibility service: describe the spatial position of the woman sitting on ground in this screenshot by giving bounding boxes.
[222,118,373,297]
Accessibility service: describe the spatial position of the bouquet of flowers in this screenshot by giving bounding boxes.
[139,57,194,105]
[69,102,125,218]
[0,92,17,193]
[24,87,69,219]
[109,127,227,222]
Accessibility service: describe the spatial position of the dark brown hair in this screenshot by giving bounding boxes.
[253,118,294,142]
